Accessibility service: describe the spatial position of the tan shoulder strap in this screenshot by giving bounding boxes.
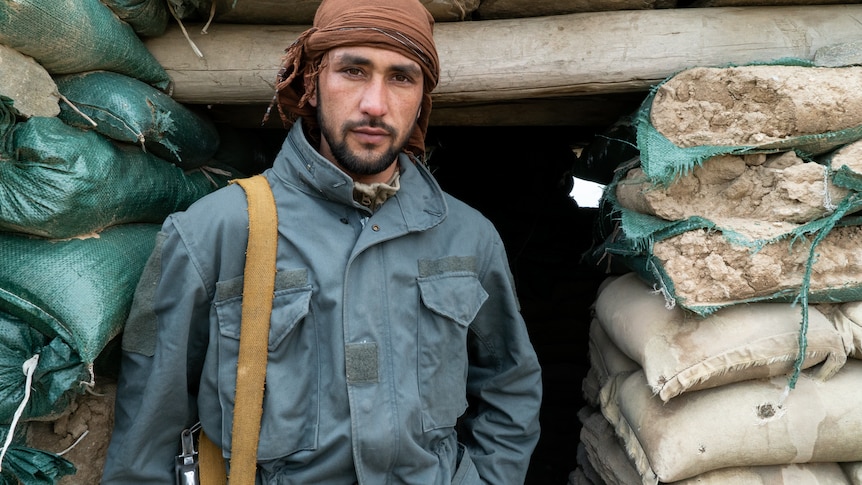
[199,174,278,484]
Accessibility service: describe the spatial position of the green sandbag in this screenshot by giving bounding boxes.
[100,0,169,37]
[0,224,160,364]
[0,428,75,485]
[0,0,169,90]
[56,71,220,169]
[0,312,86,423]
[1,112,237,239]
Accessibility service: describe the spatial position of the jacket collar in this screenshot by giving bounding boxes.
[271,121,447,232]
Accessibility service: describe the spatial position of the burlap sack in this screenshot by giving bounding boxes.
[594,273,846,401]
[580,407,852,485]
[610,361,862,482]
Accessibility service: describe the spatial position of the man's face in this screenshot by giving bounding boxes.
[310,46,424,180]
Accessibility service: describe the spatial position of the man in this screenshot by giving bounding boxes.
[101,0,542,482]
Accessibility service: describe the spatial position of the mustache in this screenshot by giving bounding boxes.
[343,118,397,136]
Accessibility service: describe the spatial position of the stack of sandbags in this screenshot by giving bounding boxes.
[594,62,862,315]
[0,2,249,483]
[574,60,862,484]
[571,273,862,484]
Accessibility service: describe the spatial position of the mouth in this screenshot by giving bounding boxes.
[351,126,391,145]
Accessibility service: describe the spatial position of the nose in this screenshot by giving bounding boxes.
[359,77,388,118]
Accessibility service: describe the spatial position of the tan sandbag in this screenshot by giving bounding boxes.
[825,302,862,359]
[0,44,59,118]
[584,317,640,407]
[588,317,640,385]
[580,408,643,485]
[615,150,860,224]
[841,462,862,484]
[650,223,862,310]
[611,361,862,483]
[580,407,851,485]
[594,273,846,401]
[650,65,862,148]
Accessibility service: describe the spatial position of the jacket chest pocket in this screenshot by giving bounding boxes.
[213,269,320,459]
[417,272,488,431]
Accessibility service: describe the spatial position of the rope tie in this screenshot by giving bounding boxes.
[0,354,40,471]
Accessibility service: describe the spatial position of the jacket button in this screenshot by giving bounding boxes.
[372,224,380,231]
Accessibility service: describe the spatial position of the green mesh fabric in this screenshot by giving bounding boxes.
[56,71,220,169]
[0,0,169,90]
[166,0,211,19]
[100,0,169,37]
[0,224,160,363]
[635,59,862,185]
[1,112,237,239]
[0,312,87,423]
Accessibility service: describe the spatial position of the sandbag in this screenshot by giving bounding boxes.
[594,273,846,401]
[0,430,75,485]
[592,142,862,315]
[0,112,236,239]
[0,44,59,118]
[0,0,169,90]
[0,224,160,364]
[56,70,220,168]
[635,62,862,185]
[0,312,86,423]
[609,361,862,483]
[581,407,853,485]
[615,151,861,225]
[100,0,169,37]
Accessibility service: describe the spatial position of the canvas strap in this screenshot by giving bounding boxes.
[199,174,278,484]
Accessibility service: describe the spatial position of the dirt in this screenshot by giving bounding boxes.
[650,65,862,147]
[26,380,116,485]
[615,149,862,224]
[620,75,862,309]
[650,223,862,309]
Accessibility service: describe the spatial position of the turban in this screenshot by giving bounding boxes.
[270,0,440,158]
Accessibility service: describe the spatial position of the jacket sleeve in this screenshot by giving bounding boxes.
[461,236,543,484]
[101,217,211,484]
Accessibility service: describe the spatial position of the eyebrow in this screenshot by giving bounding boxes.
[333,53,422,78]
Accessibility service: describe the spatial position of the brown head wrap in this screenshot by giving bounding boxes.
[270,0,440,158]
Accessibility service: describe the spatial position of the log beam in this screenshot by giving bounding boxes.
[145,5,862,122]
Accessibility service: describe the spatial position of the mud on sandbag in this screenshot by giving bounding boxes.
[0,44,59,119]
[56,70,220,169]
[0,103,238,239]
[635,61,862,185]
[0,0,169,90]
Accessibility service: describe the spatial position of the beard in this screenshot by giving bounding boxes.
[316,90,415,176]
[324,118,405,176]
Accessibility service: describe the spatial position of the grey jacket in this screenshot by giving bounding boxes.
[102,122,542,484]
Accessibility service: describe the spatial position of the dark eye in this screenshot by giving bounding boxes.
[344,67,364,77]
[393,73,413,84]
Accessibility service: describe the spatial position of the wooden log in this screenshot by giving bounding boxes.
[690,0,859,7]
[474,0,675,20]
[169,0,479,23]
[145,5,862,107]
